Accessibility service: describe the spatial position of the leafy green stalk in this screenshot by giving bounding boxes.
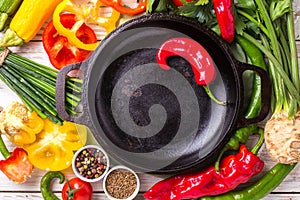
[242,32,300,102]
[236,9,270,38]
[3,66,57,116]
[254,0,282,65]
[0,49,82,124]
[286,8,300,92]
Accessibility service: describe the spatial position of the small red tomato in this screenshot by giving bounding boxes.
[62,177,93,200]
[42,13,97,70]
[173,0,193,7]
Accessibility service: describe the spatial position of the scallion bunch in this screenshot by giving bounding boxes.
[0,48,82,124]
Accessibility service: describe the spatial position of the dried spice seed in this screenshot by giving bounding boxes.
[105,169,137,199]
[74,147,108,179]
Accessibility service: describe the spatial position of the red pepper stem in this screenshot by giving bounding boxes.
[251,127,264,155]
[0,135,11,159]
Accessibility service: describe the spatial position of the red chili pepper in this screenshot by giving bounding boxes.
[172,0,193,7]
[156,37,216,85]
[0,135,33,183]
[42,13,97,70]
[99,0,146,15]
[212,0,235,43]
[143,145,264,200]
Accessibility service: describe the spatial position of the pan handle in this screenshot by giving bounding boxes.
[55,62,89,125]
[235,61,271,128]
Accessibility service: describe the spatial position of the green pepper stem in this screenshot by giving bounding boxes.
[0,29,23,47]
[203,85,226,105]
[214,147,228,172]
[251,127,264,155]
[0,135,11,159]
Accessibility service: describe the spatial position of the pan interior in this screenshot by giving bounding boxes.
[91,23,238,172]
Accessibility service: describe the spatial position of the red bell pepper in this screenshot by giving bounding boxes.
[143,145,264,200]
[212,0,235,43]
[99,0,147,15]
[0,135,33,183]
[42,13,97,70]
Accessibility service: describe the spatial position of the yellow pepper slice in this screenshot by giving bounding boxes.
[53,0,120,51]
[7,111,45,146]
[0,102,44,146]
[24,119,87,171]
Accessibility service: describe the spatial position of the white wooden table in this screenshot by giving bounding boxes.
[0,2,300,199]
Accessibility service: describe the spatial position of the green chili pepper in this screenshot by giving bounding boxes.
[236,35,267,119]
[200,163,296,200]
[40,171,65,200]
[215,124,259,171]
[214,35,268,171]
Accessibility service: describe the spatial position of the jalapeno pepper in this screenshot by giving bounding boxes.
[212,0,235,43]
[100,0,147,15]
[0,135,33,183]
[40,171,65,200]
[53,0,120,51]
[143,145,264,200]
[236,35,267,119]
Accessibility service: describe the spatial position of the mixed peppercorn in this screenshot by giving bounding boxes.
[74,147,108,180]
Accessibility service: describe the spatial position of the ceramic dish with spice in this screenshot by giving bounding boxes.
[103,165,140,200]
[72,145,109,182]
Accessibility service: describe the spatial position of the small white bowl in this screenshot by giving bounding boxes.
[72,145,110,182]
[103,165,140,200]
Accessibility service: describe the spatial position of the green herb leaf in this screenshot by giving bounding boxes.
[246,21,261,36]
[179,1,216,26]
[235,0,256,10]
[146,0,169,13]
[270,0,291,21]
[194,0,209,6]
[234,8,247,35]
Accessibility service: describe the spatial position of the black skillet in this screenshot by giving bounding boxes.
[55,13,271,174]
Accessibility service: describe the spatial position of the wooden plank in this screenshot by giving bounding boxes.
[0,193,144,200]
[2,193,300,200]
[0,39,299,198]
[1,193,300,200]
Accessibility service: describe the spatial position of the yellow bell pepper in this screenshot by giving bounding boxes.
[0,102,44,146]
[53,0,120,51]
[24,119,87,171]
[0,0,62,47]
[6,111,44,146]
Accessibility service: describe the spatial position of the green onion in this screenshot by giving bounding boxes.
[236,0,299,118]
[0,49,82,124]
[236,0,300,165]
